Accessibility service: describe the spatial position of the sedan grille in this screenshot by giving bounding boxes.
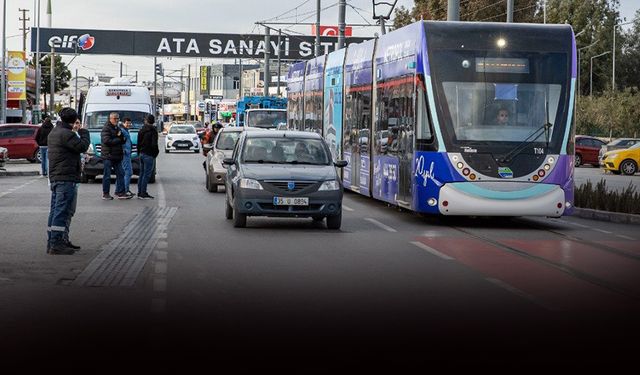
[262,180,318,194]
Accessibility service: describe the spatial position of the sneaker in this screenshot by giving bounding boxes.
[116,192,133,200]
[102,193,114,200]
[137,193,154,200]
[48,243,75,255]
[126,191,134,198]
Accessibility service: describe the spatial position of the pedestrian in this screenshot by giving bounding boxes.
[46,108,90,255]
[137,114,159,199]
[120,117,134,197]
[100,112,130,200]
[35,115,54,177]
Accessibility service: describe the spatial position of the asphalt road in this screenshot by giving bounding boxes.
[574,164,639,192]
[0,147,639,369]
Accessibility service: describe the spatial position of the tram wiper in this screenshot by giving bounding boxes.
[497,122,552,164]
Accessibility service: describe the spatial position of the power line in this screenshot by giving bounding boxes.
[261,0,313,22]
[479,3,538,22]
[348,4,373,25]
[460,0,505,18]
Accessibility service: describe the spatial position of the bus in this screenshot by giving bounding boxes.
[287,20,576,217]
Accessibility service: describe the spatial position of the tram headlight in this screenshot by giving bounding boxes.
[532,175,540,181]
[427,198,438,207]
[461,60,470,69]
[462,168,470,176]
[538,169,546,177]
[544,164,551,171]
[547,157,555,164]
[497,38,507,48]
[456,162,464,169]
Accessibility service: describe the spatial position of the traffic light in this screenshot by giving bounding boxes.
[155,63,163,76]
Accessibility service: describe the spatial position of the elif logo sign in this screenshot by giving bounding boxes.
[311,25,352,37]
[48,33,95,50]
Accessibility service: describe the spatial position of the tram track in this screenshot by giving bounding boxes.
[447,224,640,302]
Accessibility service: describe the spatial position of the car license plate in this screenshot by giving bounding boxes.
[273,197,309,206]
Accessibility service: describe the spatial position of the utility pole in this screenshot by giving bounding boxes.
[239,58,243,99]
[338,0,346,49]
[74,68,78,112]
[277,29,282,97]
[507,0,514,23]
[34,0,42,124]
[19,8,30,121]
[153,57,157,119]
[187,64,191,120]
[49,46,55,115]
[315,0,321,57]
[119,61,123,78]
[46,0,51,27]
[263,27,271,97]
[447,0,459,21]
[1,0,7,123]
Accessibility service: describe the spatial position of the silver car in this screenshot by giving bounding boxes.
[205,127,254,192]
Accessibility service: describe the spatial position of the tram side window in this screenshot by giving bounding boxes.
[304,91,323,135]
[417,78,433,141]
[288,92,303,130]
[344,88,372,153]
[376,76,415,155]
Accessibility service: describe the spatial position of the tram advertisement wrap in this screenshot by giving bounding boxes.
[373,155,399,204]
[412,152,463,214]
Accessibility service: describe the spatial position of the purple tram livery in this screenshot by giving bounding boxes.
[287,21,576,217]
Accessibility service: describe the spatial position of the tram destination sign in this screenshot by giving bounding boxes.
[31,28,370,60]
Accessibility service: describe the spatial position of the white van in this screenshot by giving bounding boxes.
[80,79,155,182]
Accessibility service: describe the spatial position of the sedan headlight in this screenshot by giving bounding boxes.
[239,178,263,190]
[608,153,618,160]
[318,180,340,191]
[192,136,199,141]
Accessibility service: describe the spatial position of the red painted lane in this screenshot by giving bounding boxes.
[416,237,637,312]
[500,239,640,297]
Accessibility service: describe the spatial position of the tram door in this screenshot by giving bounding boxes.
[394,78,415,206]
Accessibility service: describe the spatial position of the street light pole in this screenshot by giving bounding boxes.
[590,51,611,97]
[1,0,7,123]
[612,20,635,91]
[577,39,599,99]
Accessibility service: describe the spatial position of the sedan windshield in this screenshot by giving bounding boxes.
[169,125,196,134]
[242,137,330,165]
[216,131,241,150]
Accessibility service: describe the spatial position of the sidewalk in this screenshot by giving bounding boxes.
[0,160,41,177]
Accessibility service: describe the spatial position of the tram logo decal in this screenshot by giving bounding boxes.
[498,167,514,179]
[415,156,443,187]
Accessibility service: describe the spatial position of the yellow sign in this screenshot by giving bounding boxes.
[200,66,209,93]
[7,51,27,101]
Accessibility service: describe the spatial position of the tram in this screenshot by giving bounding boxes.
[287,21,576,217]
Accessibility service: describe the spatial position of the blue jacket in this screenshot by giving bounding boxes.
[121,126,132,156]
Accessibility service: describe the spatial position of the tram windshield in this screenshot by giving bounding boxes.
[430,50,569,153]
[442,82,562,142]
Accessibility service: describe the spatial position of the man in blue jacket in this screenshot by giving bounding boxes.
[46,108,90,255]
[120,117,134,197]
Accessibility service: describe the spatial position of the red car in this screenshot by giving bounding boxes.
[574,135,606,167]
[0,124,41,163]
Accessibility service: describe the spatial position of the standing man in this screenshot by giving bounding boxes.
[46,108,90,255]
[100,112,130,200]
[120,117,134,197]
[35,115,54,177]
[137,114,159,199]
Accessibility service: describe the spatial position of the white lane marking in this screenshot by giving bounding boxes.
[156,240,168,249]
[154,250,168,261]
[0,178,39,198]
[151,298,166,313]
[153,278,167,292]
[157,177,166,208]
[616,235,636,241]
[364,218,397,232]
[154,262,167,275]
[485,278,557,311]
[342,205,354,212]
[410,241,454,260]
[562,221,590,228]
[593,228,613,234]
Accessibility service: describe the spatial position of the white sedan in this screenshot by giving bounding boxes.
[165,124,201,153]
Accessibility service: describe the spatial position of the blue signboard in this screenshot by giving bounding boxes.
[323,49,345,161]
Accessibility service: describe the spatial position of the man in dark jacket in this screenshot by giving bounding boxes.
[100,112,130,200]
[34,115,54,176]
[46,108,90,255]
[136,114,159,199]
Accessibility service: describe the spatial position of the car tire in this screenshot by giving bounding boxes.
[206,173,218,192]
[225,197,233,220]
[233,209,247,228]
[326,213,342,230]
[28,149,40,163]
[620,159,638,175]
[574,154,582,167]
[194,149,199,154]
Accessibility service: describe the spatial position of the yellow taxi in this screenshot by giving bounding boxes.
[601,142,640,175]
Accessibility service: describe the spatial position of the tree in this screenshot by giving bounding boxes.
[393,0,542,29]
[29,54,72,113]
[616,10,640,92]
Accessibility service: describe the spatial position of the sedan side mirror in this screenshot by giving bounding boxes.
[334,160,348,168]
[222,157,235,166]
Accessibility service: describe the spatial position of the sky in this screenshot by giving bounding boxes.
[2,0,639,84]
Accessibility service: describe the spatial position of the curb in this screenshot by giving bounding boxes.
[0,170,40,177]
[572,207,640,225]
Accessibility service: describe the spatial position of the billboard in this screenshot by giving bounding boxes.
[31,28,370,60]
[7,51,27,101]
